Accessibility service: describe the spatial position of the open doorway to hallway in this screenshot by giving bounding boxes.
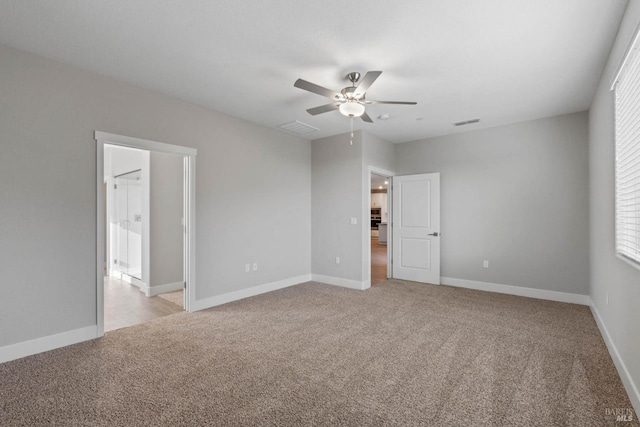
[371,172,390,285]
[103,144,185,331]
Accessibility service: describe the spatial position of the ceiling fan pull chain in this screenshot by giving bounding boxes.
[350,117,354,145]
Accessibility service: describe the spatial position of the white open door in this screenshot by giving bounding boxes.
[392,173,440,284]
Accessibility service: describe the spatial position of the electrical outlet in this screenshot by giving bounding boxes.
[350,217,357,225]
[335,257,340,265]
[245,264,250,273]
[483,260,489,268]
[253,263,258,271]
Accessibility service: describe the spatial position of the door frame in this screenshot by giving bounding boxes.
[363,166,394,287]
[95,131,197,337]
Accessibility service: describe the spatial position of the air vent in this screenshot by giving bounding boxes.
[453,118,481,127]
[276,120,319,135]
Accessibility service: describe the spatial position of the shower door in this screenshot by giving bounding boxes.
[115,169,142,280]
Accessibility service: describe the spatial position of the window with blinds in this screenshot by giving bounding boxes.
[613,30,640,267]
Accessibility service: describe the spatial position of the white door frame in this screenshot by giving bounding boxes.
[95,131,197,337]
[363,166,394,287]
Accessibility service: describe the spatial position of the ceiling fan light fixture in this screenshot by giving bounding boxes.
[339,101,365,118]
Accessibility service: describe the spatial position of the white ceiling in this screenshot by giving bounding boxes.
[0,0,628,143]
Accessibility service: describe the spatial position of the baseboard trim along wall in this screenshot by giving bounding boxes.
[0,325,98,364]
[311,274,370,291]
[192,274,312,312]
[441,277,590,305]
[147,281,184,297]
[590,301,640,415]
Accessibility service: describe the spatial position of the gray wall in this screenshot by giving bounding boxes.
[363,132,396,173]
[311,131,363,281]
[396,112,590,295]
[0,43,311,347]
[150,151,183,288]
[311,130,396,284]
[589,0,640,407]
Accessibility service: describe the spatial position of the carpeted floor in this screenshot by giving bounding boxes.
[157,289,184,309]
[0,280,636,426]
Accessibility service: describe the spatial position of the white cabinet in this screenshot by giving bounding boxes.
[371,192,388,221]
[371,193,384,208]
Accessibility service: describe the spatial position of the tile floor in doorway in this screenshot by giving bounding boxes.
[104,276,183,332]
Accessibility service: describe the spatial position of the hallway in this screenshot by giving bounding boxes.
[371,237,388,286]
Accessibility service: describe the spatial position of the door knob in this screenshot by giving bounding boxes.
[428,232,439,237]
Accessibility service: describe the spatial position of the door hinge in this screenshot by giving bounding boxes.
[113,184,117,190]
[183,281,187,289]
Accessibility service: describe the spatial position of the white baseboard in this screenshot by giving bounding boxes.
[192,274,312,312]
[590,301,640,415]
[0,325,98,364]
[311,274,370,291]
[147,281,184,297]
[111,271,148,294]
[441,277,590,305]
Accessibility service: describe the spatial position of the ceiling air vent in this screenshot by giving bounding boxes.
[453,118,481,127]
[276,120,319,135]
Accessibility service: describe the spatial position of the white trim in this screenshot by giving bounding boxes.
[122,273,145,288]
[192,275,312,312]
[616,253,640,273]
[590,300,640,415]
[95,131,197,156]
[0,326,98,364]
[111,271,148,294]
[134,283,152,296]
[184,155,196,312]
[148,281,184,297]
[311,274,370,290]
[96,138,105,336]
[141,151,151,294]
[441,277,589,305]
[610,21,640,90]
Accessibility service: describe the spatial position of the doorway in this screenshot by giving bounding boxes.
[95,131,197,337]
[103,144,186,331]
[368,168,393,286]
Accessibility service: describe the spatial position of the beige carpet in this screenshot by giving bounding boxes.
[157,289,183,309]
[0,280,636,426]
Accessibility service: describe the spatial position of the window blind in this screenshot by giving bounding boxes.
[614,33,640,266]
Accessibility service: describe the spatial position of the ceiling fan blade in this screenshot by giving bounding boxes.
[306,103,340,115]
[361,112,373,123]
[354,71,382,97]
[294,79,340,99]
[368,100,417,105]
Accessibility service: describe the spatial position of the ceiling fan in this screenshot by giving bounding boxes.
[294,71,417,123]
